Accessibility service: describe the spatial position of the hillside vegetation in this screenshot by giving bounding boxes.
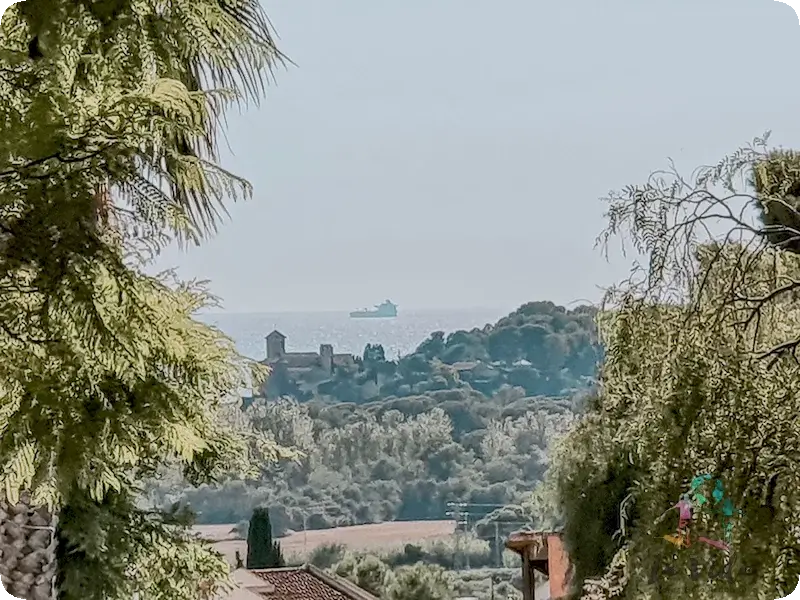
[269,301,602,402]
[147,301,599,537]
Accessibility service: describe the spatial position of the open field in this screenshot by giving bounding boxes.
[194,520,457,565]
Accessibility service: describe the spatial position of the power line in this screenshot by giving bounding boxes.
[447,502,509,508]
[296,502,340,555]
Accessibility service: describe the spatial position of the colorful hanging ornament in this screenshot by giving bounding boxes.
[659,474,740,554]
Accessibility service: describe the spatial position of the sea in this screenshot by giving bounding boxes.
[197,308,509,363]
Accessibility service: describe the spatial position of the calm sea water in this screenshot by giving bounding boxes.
[197,308,508,362]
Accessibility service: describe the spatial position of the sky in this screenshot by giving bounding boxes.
[151,0,800,313]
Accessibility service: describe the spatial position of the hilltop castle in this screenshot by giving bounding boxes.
[261,330,356,376]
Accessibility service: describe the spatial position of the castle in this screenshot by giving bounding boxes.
[261,330,355,375]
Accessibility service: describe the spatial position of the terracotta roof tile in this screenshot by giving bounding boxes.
[248,566,377,600]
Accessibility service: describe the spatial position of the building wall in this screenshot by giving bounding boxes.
[282,353,322,368]
[266,335,285,360]
[546,534,571,599]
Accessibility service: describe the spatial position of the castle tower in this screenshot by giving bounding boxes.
[266,330,286,361]
[319,344,334,374]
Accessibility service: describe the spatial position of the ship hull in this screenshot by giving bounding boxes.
[350,300,398,319]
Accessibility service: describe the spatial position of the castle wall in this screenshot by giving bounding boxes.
[281,353,321,368]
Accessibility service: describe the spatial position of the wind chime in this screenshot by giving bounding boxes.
[658,474,739,556]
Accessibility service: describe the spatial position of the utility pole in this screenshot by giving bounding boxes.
[447,502,536,571]
[446,502,470,570]
[303,513,308,556]
[300,502,339,556]
[494,521,501,567]
[464,511,470,569]
[445,503,461,569]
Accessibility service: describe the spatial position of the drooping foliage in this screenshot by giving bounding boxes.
[1,0,285,244]
[751,148,800,255]
[553,139,800,599]
[554,432,637,595]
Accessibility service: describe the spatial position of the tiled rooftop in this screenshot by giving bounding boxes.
[245,565,378,600]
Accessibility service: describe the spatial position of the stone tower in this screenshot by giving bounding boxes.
[266,330,286,361]
[319,344,334,374]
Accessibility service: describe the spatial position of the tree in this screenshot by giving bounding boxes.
[0,275,281,600]
[246,508,284,570]
[335,553,391,597]
[333,555,454,600]
[415,332,445,360]
[0,0,284,596]
[385,563,454,600]
[363,344,387,365]
[552,138,800,599]
[598,132,800,361]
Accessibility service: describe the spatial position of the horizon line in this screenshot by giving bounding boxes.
[197,305,513,316]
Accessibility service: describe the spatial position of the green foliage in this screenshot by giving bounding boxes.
[386,563,455,600]
[450,568,522,600]
[308,542,347,569]
[553,433,637,595]
[55,491,231,600]
[751,149,800,254]
[0,0,284,597]
[392,302,602,398]
[0,272,279,600]
[267,303,602,403]
[558,257,800,598]
[229,304,596,551]
[382,536,503,571]
[335,552,391,596]
[555,138,800,599]
[150,393,575,531]
[0,274,268,507]
[246,507,285,569]
[333,553,456,600]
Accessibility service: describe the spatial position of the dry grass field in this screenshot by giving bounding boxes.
[193,520,457,565]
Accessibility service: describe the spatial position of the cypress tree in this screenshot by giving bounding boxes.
[246,508,284,569]
[272,540,285,568]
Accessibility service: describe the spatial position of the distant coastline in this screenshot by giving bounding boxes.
[196,307,512,364]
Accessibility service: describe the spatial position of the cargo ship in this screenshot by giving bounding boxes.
[349,300,398,319]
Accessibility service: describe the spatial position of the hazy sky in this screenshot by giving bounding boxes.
[152,0,800,313]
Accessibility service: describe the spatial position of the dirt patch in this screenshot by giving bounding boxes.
[194,520,456,565]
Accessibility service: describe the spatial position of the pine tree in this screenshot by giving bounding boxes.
[246,508,284,569]
[0,0,285,597]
